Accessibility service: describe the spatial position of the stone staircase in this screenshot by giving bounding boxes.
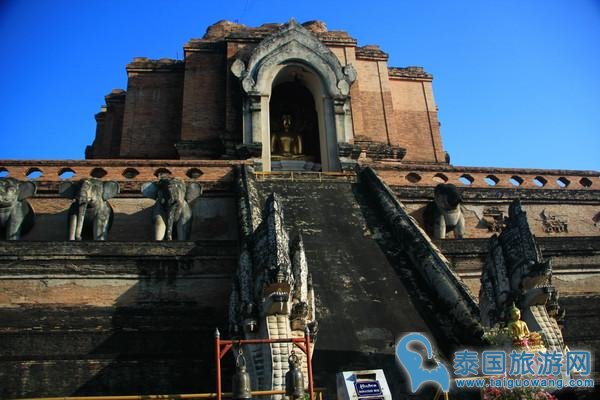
[253,175,445,398]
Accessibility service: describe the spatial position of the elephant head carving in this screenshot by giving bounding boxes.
[59,178,120,240]
[0,178,36,240]
[141,177,202,241]
[426,183,465,239]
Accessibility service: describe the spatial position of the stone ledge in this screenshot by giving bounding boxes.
[371,162,600,190]
[435,236,600,257]
[393,186,600,203]
[370,161,600,176]
[0,240,238,257]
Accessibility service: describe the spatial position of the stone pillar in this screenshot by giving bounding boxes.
[322,97,340,172]
[242,97,252,144]
[249,94,263,144]
[333,97,347,143]
[260,95,271,172]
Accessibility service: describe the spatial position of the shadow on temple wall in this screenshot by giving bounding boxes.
[70,251,237,396]
[68,248,235,396]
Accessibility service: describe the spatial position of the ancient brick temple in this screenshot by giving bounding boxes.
[1,20,599,399]
[86,19,444,170]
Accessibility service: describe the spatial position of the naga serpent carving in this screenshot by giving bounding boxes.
[479,200,565,351]
[229,169,316,397]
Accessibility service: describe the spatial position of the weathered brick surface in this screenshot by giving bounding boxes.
[0,241,237,397]
[403,201,600,239]
[352,59,388,143]
[0,160,244,190]
[224,43,245,145]
[388,79,445,162]
[120,68,184,158]
[89,90,126,158]
[374,163,600,189]
[86,21,448,164]
[180,50,226,144]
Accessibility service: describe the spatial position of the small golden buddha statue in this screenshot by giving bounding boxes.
[508,304,530,341]
[507,304,546,351]
[271,114,303,157]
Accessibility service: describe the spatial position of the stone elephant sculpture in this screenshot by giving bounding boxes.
[141,177,202,241]
[429,183,465,239]
[0,178,36,240]
[59,178,120,240]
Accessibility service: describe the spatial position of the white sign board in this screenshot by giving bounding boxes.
[336,369,392,400]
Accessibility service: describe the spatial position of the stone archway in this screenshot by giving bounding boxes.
[231,19,356,172]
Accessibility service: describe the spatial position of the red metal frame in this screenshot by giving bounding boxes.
[215,327,314,400]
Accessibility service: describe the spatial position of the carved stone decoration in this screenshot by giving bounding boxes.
[59,178,120,241]
[358,167,483,346]
[594,212,600,229]
[233,18,356,97]
[538,209,568,234]
[141,177,202,241]
[231,19,356,172]
[230,168,315,397]
[0,178,36,240]
[479,200,566,352]
[426,183,465,239]
[482,206,506,233]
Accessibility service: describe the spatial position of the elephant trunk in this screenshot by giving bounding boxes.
[166,203,177,240]
[76,201,88,240]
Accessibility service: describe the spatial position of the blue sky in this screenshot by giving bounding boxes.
[0,0,598,170]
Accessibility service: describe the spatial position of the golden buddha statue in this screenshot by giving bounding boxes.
[507,304,546,351]
[508,304,530,341]
[271,114,304,157]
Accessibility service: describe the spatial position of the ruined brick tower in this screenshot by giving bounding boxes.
[86,19,445,169]
[1,19,599,399]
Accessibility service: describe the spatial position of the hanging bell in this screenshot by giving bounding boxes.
[232,350,252,400]
[285,351,305,400]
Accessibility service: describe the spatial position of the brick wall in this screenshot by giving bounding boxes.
[180,49,226,147]
[87,23,448,165]
[224,43,248,144]
[351,59,389,144]
[388,79,445,162]
[120,62,184,158]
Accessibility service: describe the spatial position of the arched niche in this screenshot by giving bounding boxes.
[231,19,356,172]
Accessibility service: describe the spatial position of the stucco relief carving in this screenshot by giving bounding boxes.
[480,200,566,352]
[594,212,600,229]
[231,19,356,97]
[537,209,568,234]
[482,206,506,233]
